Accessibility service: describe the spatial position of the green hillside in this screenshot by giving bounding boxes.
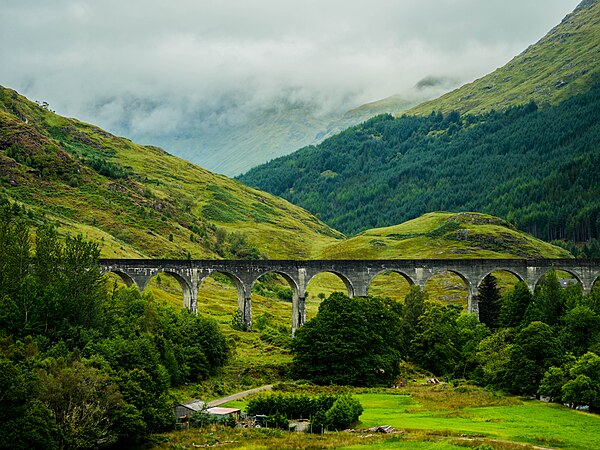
[238,77,600,248]
[409,0,600,115]
[0,85,344,259]
[320,212,572,259]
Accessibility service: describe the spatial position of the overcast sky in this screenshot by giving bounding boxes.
[0,0,582,145]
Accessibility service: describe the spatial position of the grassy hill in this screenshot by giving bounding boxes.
[409,0,600,116]
[319,212,572,260]
[0,85,344,259]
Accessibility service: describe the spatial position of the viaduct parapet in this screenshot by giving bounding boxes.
[100,259,600,332]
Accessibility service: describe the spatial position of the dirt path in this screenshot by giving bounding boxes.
[207,385,273,407]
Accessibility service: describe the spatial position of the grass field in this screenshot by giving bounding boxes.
[153,382,600,450]
[355,388,600,450]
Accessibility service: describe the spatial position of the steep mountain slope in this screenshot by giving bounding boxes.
[319,212,572,259]
[409,0,600,115]
[238,80,600,242]
[0,85,344,259]
[238,1,600,245]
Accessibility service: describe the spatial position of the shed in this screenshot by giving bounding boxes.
[174,400,206,422]
[207,407,241,420]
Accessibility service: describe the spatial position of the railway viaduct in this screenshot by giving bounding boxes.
[100,259,600,332]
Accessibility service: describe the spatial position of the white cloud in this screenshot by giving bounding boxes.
[0,0,582,167]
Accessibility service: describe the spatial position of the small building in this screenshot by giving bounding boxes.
[174,400,241,424]
[174,400,206,423]
[206,407,241,420]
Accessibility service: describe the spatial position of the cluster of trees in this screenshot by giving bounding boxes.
[0,204,231,449]
[292,272,600,410]
[239,81,600,246]
[246,392,363,430]
[291,293,405,386]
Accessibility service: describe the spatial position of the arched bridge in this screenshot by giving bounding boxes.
[100,259,600,332]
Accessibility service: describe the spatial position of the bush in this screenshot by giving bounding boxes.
[325,395,363,430]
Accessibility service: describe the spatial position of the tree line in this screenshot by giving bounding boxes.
[239,81,600,253]
[291,273,600,411]
[0,203,231,449]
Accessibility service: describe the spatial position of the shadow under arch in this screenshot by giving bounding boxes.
[366,269,416,300]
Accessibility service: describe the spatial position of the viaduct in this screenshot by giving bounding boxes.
[100,259,600,332]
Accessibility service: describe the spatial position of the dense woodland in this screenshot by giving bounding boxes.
[239,81,600,254]
[0,203,231,449]
[292,278,600,411]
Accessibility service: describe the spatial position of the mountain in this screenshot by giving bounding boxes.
[238,1,600,247]
[0,85,344,259]
[0,84,572,263]
[409,0,600,116]
[238,78,600,244]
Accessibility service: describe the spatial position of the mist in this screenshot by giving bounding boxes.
[0,0,581,173]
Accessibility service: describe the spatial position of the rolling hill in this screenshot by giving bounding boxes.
[319,212,572,260]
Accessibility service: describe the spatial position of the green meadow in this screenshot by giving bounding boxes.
[155,383,600,449]
[354,389,600,450]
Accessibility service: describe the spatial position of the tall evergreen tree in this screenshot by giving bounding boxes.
[478,275,502,329]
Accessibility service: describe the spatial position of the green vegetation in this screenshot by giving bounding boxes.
[246,392,363,431]
[319,212,571,259]
[0,85,344,260]
[239,83,600,249]
[0,205,230,448]
[292,294,405,386]
[409,0,600,116]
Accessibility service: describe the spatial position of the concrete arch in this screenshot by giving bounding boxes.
[249,270,300,296]
[103,269,136,289]
[153,270,195,309]
[198,270,247,311]
[422,268,477,313]
[306,270,355,298]
[250,270,300,333]
[476,269,525,290]
[365,269,416,297]
[533,268,583,292]
[421,268,471,290]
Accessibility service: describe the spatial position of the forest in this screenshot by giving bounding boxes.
[0,202,231,449]
[238,80,600,254]
[292,278,600,411]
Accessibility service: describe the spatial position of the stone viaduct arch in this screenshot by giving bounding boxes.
[100,259,600,332]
